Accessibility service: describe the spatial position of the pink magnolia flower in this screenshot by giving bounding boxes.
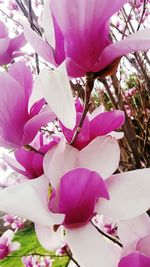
[24,0,150,77]
[60,99,125,149]
[117,214,150,267]
[0,230,20,260]
[0,136,150,267]
[0,61,56,149]
[0,20,26,65]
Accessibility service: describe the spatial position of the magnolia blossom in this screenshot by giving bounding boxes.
[0,230,20,260]
[60,99,125,149]
[0,61,56,149]
[0,136,150,267]
[24,0,150,77]
[0,20,25,65]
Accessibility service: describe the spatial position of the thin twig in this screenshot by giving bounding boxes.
[69,73,95,145]
[64,248,80,267]
[137,0,147,31]
[91,221,123,248]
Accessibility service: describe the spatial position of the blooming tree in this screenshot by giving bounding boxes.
[0,0,150,266]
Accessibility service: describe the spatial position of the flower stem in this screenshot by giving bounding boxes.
[69,73,95,145]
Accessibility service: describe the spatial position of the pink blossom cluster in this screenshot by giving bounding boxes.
[2,213,26,232]
[22,255,53,267]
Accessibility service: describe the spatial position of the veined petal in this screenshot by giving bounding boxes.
[96,29,150,72]
[118,214,150,247]
[35,224,65,251]
[97,168,150,220]
[78,136,120,179]
[38,62,76,129]
[66,223,115,267]
[0,176,64,226]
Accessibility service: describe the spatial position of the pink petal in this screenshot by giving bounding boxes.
[15,148,43,178]
[8,61,33,106]
[0,72,28,148]
[3,153,28,177]
[66,223,115,267]
[90,110,125,140]
[22,107,56,145]
[0,38,10,65]
[137,234,150,258]
[96,29,150,72]
[0,21,8,38]
[118,214,150,247]
[29,98,46,117]
[8,32,26,54]
[78,136,120,179]
[35,224,64,251]
[97,168,150,220]
[53,168,109,227]
[118,252,150,267]
[24,23,56,65]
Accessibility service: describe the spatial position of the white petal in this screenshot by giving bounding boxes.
[65,223,115,267]
[2,230,14,243]
[36,62,76,129]
[97,168,150,220]
[78,136,120,179]
[0,176,64,226]
[9,241,20,252]
[89,105,105,121]
[42,0,55,48]
[35,224,65,251]
[118,213,150,247]
[44,138,78,188]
